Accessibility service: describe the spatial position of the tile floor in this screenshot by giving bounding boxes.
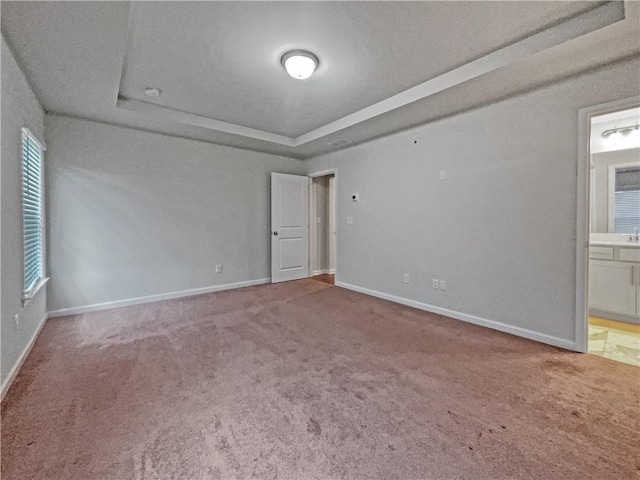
[588,316,640,367]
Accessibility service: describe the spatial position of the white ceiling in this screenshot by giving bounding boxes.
[2,1,639,159]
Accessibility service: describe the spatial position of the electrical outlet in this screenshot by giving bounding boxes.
[439,170,446,180]
[439,280,446,291]
[346,216,354,224]
[403,273,410,284]
[215,264,223,273]
[432,279,439,289]
[14,314,19,325]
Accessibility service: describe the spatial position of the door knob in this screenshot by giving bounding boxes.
[273,231,278,236]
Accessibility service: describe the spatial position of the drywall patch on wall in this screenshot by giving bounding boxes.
[45,115,304,312]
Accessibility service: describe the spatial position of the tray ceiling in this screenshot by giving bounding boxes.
[2,1,639,158]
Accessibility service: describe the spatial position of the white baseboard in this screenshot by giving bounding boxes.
[1,313,48,402]
[48,278,271,318]
[329,269,335,274]
[589,308,639,325]
[336,281,577,351]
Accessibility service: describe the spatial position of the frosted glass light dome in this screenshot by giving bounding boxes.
[281,50,319,80]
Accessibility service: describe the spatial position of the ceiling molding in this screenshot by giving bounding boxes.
[117,97,295,146]
[116,1,625,149]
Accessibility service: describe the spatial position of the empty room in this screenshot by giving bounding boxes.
[2,1,640,479]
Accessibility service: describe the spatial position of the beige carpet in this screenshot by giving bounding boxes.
[2,279,638,479]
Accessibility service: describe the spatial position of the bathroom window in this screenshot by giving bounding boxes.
[609,164,640,234]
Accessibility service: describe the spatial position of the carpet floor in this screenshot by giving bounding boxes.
[1,279,639,479]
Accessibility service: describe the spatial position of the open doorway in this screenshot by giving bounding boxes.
[583,103,640,366]
[309,170,337,285]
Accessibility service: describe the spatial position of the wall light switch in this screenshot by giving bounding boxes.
[432,279,439,289]
[14,314,19,325]
[403,273,410,284]
[216,264,223,273]
[439,280,446,291]
[439,170,446,180]
[317,217,321,224]
[346,216,354,225]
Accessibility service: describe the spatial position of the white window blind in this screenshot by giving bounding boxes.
[614,190,640,234]
[613,166,640,234]
[21,128,45,296]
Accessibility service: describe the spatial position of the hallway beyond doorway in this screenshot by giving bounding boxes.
[312,273,334,285]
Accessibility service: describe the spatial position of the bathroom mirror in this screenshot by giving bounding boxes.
[590,148,640,233]
[608,163,640,233]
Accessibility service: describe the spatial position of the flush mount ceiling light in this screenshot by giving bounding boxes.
[144,86,161,97]
[602,123,639,138]
[281,50,319,80]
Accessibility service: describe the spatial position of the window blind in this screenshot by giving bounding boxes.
[614,190,640,234]
[21,128,44,295]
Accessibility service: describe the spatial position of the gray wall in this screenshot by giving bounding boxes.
[45,115,304,312]
[305,58,640,346]
[1,37,47,386]
[592,148,640,233]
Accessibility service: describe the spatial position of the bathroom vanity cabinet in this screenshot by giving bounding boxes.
[589,244,640,323]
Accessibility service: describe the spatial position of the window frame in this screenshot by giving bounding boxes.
[21,127,48,304]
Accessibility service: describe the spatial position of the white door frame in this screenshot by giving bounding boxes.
[308,168,338,280]
[328,175,336,273]
[575,96,639,352]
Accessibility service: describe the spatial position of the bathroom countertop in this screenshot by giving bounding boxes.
[590,240,640,248]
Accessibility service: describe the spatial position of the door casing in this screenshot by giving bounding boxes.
[308,168,338,281]
[576,97,639,352]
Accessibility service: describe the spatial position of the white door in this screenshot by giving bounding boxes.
[271,173,309,283]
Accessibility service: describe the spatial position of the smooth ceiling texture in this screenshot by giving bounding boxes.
[121,1,601,137]
[2,1,639,158]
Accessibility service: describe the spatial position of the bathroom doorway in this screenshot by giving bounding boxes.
[582,102,640,366]
[309,170,337,285]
